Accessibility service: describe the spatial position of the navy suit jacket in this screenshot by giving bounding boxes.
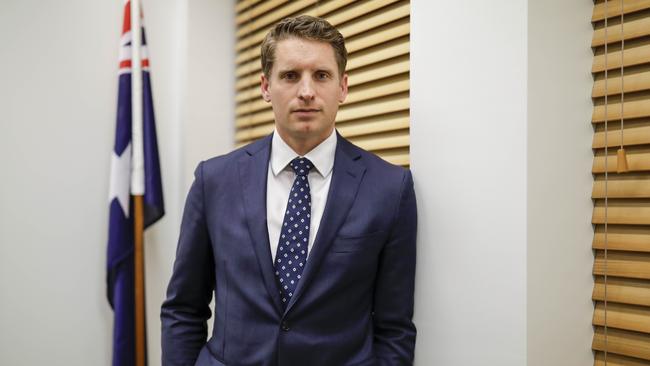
[161,132,417,366]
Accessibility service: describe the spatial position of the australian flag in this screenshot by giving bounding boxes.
[107,1,164,365]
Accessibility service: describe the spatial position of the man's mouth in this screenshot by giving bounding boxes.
[292,108,320,113]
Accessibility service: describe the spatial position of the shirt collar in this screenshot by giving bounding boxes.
[271,128,337,178]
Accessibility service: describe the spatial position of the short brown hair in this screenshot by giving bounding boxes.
[260,15,347,78]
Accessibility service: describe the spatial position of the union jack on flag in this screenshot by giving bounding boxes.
[107,0,163,365]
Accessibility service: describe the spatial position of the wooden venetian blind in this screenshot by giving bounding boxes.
[234,0,410,166]
[590,1,650,365]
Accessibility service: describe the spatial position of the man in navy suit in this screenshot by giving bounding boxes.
[161,15,417,366]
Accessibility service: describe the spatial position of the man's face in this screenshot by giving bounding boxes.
[261,37,348,144]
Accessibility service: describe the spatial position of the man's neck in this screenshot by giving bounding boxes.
[276,128,334,156]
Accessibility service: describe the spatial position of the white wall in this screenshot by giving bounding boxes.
[411,0,528,364]
[411,0,593,365]
[0,0,234,365]
[527,1,594,365]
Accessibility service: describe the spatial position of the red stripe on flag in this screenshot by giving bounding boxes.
[122,1,131,35]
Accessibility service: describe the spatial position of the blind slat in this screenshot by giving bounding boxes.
[592,17,650,47]
[593,125,650,148]
[593,151,650,173]
[593,326,650,361]
[592,177,650,198]
[593,225,650,252]
[593,302,650,334]
[593,277,650,306]
[592,44,650,73]
[592,99,650,123]
[594,352,650,366]
[592,70,650,98]
[592,200,650,225]
[593,251,650,280]
[592,0,650,22]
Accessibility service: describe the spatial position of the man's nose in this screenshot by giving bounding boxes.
[297,78,315,101]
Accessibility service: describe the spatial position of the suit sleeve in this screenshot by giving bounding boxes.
[373,169,417,365]
[161,162,215,366]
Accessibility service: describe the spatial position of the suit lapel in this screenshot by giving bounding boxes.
[238,134,283,314]
[285,134,366,315]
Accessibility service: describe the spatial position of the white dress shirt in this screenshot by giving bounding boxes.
[266,129,337,262]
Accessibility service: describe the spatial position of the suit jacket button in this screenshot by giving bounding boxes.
[281,321,290,331]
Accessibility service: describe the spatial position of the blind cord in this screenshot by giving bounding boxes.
[603,1,609,364]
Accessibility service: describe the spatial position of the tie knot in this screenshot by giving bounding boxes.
[290,157,313,176]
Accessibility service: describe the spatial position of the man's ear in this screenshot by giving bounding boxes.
[338,73,349,104]
[261,73,271,102]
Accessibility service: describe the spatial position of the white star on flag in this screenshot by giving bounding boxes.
[109,143,132,217]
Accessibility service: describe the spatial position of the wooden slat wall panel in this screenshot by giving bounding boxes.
[235,0,410,166]
[591,2,650,363]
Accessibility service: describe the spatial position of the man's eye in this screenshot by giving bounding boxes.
[316,72,329,80]
[283,72,297,80]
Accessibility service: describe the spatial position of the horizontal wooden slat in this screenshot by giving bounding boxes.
[236,0,315,39]
[592,44,650,73]
[594,301,650,334]
[594,351,650,366]
[592,150,650,173]
[592,71,650,97]
[593,276,650,306]
[345,75,409,104]
[593,326,650,361]
[337,93,409,123]
[336,1,409,40]
[236,0,288,26]
[594,250,650,280]
[348,56,410,87]
[593,124,650,148]
[324,0,399,27]
[335,112,409,138]
[592,17,650,47]
[236,86,261,104]
[593,175,650,198]
[593,225,650,252]
[593,199,650,225]
[347,37,409,70]
[346,19,410,54]
[592,99,650,123]
[372,147,409,166]
[347,131,409,151]
[235,122,274,142]
[592,0,650,22]
[236,0,264,13]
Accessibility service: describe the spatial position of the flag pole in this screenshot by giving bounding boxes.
[130,0,147,365]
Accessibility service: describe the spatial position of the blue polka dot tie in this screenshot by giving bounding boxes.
[274,157,313,307]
